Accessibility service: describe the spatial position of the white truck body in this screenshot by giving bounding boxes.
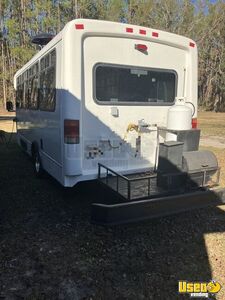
[14,19,198,187]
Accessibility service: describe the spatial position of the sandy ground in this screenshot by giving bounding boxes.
[200,136,225,149]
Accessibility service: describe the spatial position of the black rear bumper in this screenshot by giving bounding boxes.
[91,188,225,225]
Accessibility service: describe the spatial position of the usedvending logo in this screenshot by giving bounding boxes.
[178,280,221,298]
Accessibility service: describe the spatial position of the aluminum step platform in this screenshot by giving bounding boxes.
[91,163,225,225]
[91,188,225,225]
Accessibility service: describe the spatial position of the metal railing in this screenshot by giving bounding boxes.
[98,163,157,201]
[98,163,220,202]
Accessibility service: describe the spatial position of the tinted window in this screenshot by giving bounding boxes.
[24,80,29,108]
[40,57,45,71]
[39,50,56,111]
[50,50,56,66]
[95,65,176,104]
[30,76,39,110]
[45,55,50,68]
[16,84,23,108]
[39,66,56,111]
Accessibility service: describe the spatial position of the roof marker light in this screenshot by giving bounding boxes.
[75,24,84,30]
[126,27,133,33]
[135,44,148,52]
[189,42,195,48]
[152,32,159,37]
[139,29,146,35]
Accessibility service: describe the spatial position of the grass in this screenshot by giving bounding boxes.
[199,146,225,187]
[198,111,225,137]
[198,111,225,187]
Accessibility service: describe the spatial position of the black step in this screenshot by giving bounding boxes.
[91,188,225,225]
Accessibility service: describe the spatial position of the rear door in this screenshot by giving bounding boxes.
[82,36,187,173]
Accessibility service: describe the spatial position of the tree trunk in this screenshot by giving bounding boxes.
[1,40,7,108]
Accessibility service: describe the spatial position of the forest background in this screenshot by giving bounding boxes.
[0,0,225,111]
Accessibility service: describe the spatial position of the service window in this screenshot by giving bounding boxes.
[94,64,177,105]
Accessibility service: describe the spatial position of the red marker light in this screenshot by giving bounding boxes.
[189,42,195,48]
[139,29,146,35]
[126,27,133,33]
[135,44,148,52]
[192,118,198,129]
[75,24,84,30]
[152,32,159,37]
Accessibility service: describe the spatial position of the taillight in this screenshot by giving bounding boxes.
[64,120,79,144]
[192,118,197,129]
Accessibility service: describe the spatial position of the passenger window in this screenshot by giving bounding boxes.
[39,66,56,111]
[30,76,39,110]
[40,57,45,71]
[50,50,56,66]
[24,81,29,109]
[20,82,26,109]
[16,84,23,108]
[45,55,50,68]
[39,50,56,111]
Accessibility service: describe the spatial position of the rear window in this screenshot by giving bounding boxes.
[94,64,177,105]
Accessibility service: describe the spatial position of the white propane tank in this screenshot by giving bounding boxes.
[166,97,192,141]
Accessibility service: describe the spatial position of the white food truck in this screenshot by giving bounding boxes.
[13,19,198,185]
[9,19,224,224]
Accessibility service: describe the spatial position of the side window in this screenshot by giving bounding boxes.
[39,71,46,108]
[40,57,45,71]
[39,50,56,111]
[24,80,29,109]
[29,63,39,110]
[16,74,25,109]
[21,82,26,108]
[28,78,32,108]
[16,84,23,108]
[30,76,39,110]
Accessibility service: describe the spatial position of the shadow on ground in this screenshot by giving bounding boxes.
[0,139,224,299]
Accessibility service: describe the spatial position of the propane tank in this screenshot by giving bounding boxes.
[166,97,192,141]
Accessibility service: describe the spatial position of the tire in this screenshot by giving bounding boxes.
[33,150,44,178]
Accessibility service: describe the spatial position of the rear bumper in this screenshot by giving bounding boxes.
[91,188,225,225]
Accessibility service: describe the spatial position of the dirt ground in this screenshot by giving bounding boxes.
[198,111,225,138]
[0,111,225,300]
[199,111,225,151]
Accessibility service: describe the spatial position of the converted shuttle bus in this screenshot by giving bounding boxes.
[12,19,225,224]
[14,19,198,187]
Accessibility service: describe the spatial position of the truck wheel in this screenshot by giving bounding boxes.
[33,151,44,177]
